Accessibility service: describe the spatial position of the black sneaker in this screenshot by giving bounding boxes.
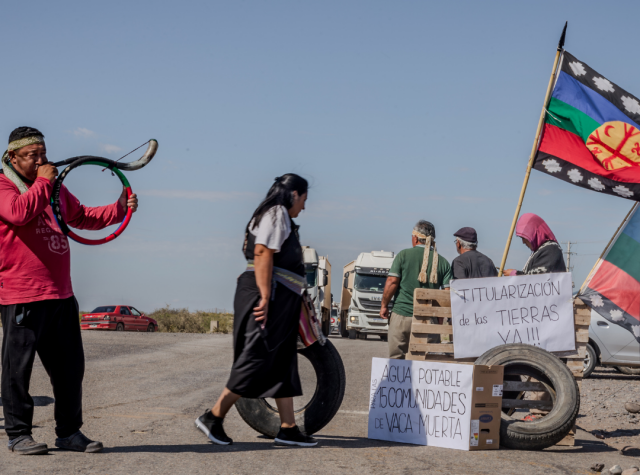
[195,410,233,445]
[8,435,48,455]
[55,431,103,453]
[274,426,318,447]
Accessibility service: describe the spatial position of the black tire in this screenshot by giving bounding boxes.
[583,343,597,378]
[380,334,388,342]
[357,333,367,340]
[614,366,640,375]
[475,344,580,451]
[147,324,155,333]
[235,339,346,438]
[116,323,124,331]
[340,318,349,338]
[348,329,357,340]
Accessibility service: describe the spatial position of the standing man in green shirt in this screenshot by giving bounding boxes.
[380,220,452,359]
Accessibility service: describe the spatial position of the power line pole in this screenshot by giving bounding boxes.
[565,241,577,288]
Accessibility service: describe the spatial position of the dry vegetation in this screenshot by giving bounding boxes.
[148,306,234,333]
[5,308,234,333]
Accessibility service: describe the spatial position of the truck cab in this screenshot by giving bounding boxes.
[340,250,395,340]
[302,246,332,336]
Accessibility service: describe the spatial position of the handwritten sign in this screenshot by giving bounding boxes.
[368,358,474,449]
[450,273,574,358]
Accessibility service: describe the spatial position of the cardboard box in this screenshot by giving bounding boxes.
[368,358,503,451]
[466,363,504,450]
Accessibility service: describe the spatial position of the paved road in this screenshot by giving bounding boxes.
[0,331,636,474]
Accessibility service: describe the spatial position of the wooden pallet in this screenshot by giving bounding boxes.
[555,298,591,446]
[407,288,591,446]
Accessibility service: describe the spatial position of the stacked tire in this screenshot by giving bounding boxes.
[476,344,580,450]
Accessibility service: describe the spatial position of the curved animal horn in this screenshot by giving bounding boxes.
[117,139,158,171]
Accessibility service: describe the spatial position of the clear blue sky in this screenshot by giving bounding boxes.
[1,0,638,312]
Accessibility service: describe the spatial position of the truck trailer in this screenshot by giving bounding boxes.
[339,250,395,340]
[302,246,332,336]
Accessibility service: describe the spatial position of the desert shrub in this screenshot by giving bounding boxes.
[148,306,233,333]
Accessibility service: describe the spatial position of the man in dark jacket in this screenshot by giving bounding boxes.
[451,227,498,280]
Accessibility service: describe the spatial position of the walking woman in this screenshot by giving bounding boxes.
[195,174,317,447]
[503,213,567,276]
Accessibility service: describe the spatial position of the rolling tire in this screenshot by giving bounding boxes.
[380,334,388,342]
[614,366,640,376]
[357,333,368,340]
[348,329,357,340]
[475,344,580,451]
[235,339,346,438]
[583,343,597,378]
[116,323,124,331]
[147,324,155,333]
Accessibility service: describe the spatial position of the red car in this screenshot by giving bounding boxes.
[80,305,158,332]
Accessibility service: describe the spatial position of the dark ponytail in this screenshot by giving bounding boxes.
[250,173,308,229]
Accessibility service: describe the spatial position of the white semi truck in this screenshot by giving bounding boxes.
[302,246,332,336]
[330,303,339,334]
[339,250,395,340]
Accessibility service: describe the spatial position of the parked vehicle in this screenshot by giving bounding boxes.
[302,247,332,336]
[339,251,395,340]
[81,305,158,332]
[584,308,640,377]
[330,305,339,334]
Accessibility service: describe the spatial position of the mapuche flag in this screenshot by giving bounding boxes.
[534,52,640,200]
[581,203,640,341]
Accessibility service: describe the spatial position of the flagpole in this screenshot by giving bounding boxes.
[498,22,568,276]
[578,202,638,294]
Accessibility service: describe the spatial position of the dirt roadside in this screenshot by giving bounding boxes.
[579,366,640,459]
[0,331,638,474]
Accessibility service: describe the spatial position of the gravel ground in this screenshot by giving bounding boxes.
[0,330,639,474]
[579,366,640,457]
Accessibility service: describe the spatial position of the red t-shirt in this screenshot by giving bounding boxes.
[0,174,125,305]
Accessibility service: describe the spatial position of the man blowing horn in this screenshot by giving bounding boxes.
[0,127,138,455]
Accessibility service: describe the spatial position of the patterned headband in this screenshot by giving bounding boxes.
[8,135,45,151]
[3,135,45,163]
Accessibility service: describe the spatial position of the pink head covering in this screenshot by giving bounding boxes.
[516,213,557,252]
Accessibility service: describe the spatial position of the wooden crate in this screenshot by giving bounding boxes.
[555,298,591,446]
[407,288,592,446]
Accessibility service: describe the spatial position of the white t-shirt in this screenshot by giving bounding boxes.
[249,205,291,252]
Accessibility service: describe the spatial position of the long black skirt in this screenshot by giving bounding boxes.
[226,271,302,399]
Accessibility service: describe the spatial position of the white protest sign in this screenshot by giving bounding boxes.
[450,272,574,358]
[368,358,473,449]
